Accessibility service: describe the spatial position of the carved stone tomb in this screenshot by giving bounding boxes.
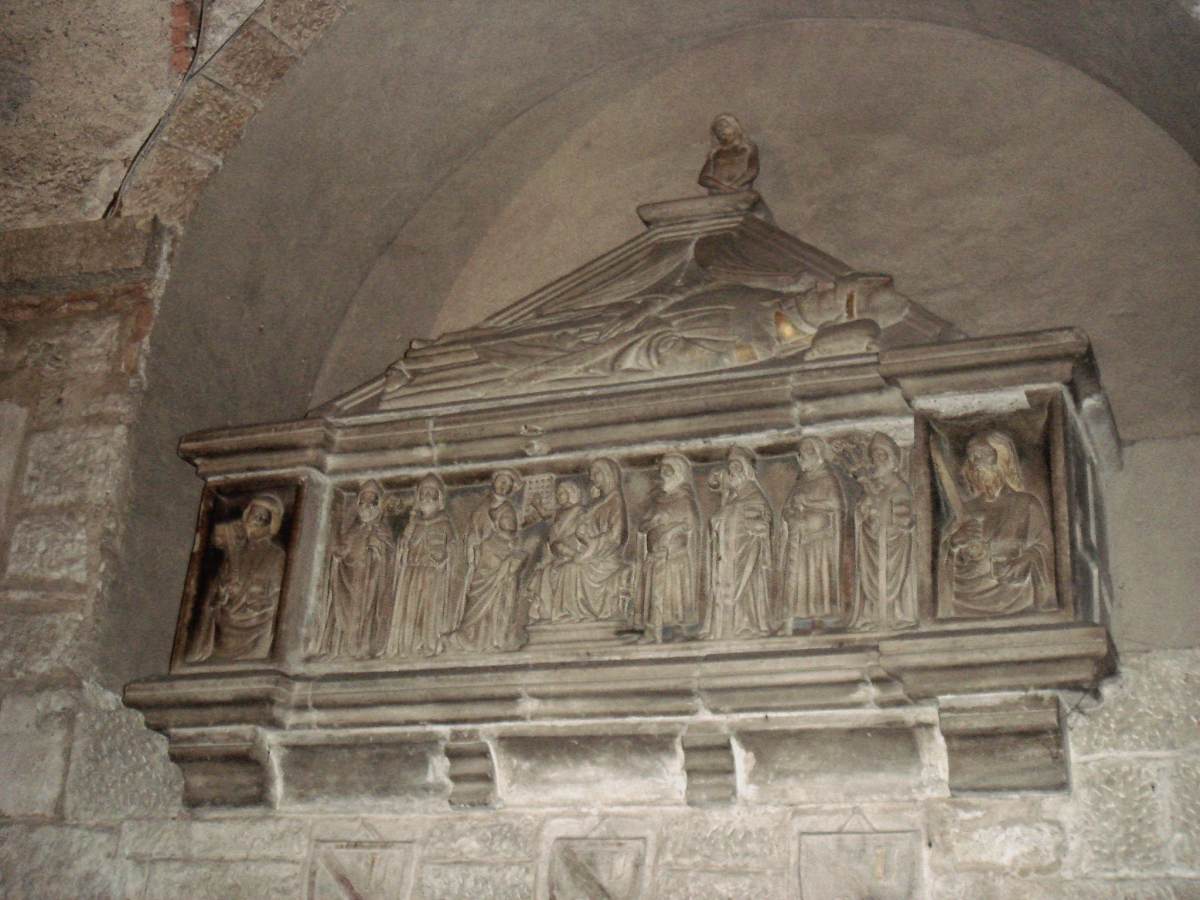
[126,177,1116,811]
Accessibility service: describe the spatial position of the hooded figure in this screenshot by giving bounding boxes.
[780,437,845,631]
[387,474,458,657]
[636,452,703,641]
[938,431,1056,617]
[706,446,775,639]
[851,433,917,630]
[188,493,287,662]
[311,480,392,659]
[576,457,632,620]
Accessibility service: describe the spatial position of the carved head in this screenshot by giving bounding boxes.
[868,433,902,477]
[710,113,745,146]
[726,446,757,485]
[491,468,522,498]
[495,503,519,535]
[242,493,284,541]
[964,431,1024,500]
[555,479,582,508]
[588,458,621,499]
[797,437,827,473]
[659,453,693,493]
[415,474,446,517]
[356,480,384,524]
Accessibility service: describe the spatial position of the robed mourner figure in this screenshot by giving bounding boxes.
[934,430,1056,617]
[636,453,703,641]
[387,474,458,657]
[851,433,917,631]
[311,480,392,659]
[706,446,775,639]
[780,437,845,633]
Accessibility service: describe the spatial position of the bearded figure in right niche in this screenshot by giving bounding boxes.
[851,433,917,631]
[636,452,703,642]
[780,437,846,633]
[706,446,775,639]
[936,430,1056,617]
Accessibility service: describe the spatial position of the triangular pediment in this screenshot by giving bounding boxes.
[320,191,958,418]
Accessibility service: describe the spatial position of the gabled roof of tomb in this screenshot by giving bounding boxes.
[317,190,959,419]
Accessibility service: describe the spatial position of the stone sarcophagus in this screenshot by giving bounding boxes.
[126,176,1117,810]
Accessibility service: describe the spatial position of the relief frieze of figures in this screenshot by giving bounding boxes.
[174,416,1065,667]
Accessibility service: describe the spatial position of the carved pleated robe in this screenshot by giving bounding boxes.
[852,473,917,630]
[937,488,1055,617]
[780,466,844,623]
[387,510,457,657]
[576,490,629,620]
[188,523,285,662]
[312,516,392,659]
[528,504,590,623]
[454,516,528,652]
[637,486,702,635]
[706,480,774,639]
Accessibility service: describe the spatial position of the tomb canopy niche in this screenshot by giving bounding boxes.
[126,120,1118,809]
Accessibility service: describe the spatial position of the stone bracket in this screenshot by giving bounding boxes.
[167,726,269,808]
[939,693,1067,792]
[681,727,736,806]
[445,734,497,808]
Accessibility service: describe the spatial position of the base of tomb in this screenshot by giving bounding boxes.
[525,618,638,648]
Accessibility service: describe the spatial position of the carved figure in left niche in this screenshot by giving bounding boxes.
[187,493,286,662]
[577,458,632,620]
[527,479,590,623]
[705,447,775,639]
[453,502,530,652]
[386,474,457,657]
[936,430,1056,617]
[780,437,846,632]
[850,433,917,631]
[636,452,703,641]
[310,481,392,659]
[698,113,759,195]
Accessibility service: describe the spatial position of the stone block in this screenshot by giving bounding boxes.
[0,401,27,530]
[1169,757,1200,870]
[1072,759,1169,875]
[739,727,926,804]
[205,20,297,104]
[120,141,218,227]
[62,684,184,824]
[655,868,788,900]
[495,734,683,806]
[421,815,538,862]
[142,860,304,900]
[5,513,91,585]
[0,610,89,679]
[190,818,310,860]
[309,840,415,900]
[659,810,789,870]
[417,861,532,900]
[8,315,121,376]
[942,694,1067,792]
[32,381,136,428]
[21,424,127,507]
[0,691,70,816]
[928,798,1066,875]
[119,819,192,861]
[0,823,123,899]
[161,76,257,161]
[0,217,159,286]
[259,0,344,53]
[932,875,1187,899]
[798,830,923,900]
[277,738,443,807]
[1068,651,1200,756]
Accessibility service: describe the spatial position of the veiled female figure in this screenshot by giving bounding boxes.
[528,480,590,623]
[851,433,917,630]
[636,453,702,641]
[386,474,457,657]
[780,438,845,631]
[311,481,392,658]
[187,493,287,662]
[576,457,631,620]
[706,447,775,639]
[454,503,529,652]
